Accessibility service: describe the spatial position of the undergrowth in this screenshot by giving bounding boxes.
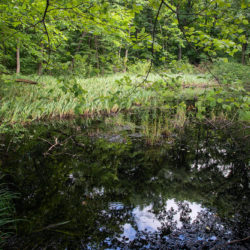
[0,72,212,124]
[0,61,249,127]
[212,60,250,85]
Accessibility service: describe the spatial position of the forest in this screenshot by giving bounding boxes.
[0,0,249,249]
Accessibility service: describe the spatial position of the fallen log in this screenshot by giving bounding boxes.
[15,78,40,85]
[0,71,11,75]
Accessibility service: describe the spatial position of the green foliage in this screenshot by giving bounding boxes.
[212,60,250,85]
[127,60,151,75]
[196,85,249,121]
[0,54,8,74]
[1,0,249,75]
[167,60,195,74]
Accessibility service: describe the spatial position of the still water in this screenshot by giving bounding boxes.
[1,109,249,249]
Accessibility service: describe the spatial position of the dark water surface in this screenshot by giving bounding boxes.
[1,110,249,249]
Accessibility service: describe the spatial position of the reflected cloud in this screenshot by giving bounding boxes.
[133,205,161,232]
[120,199,205,241]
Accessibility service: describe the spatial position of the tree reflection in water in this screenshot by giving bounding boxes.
[1,111,249,249]
[105,200,236,249]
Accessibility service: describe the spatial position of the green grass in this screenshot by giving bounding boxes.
[0,72,215,124]
[1,67,248,125]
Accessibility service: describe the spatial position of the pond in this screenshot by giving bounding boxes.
[1,109,249,249]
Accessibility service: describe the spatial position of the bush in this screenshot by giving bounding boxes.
[212,60,250,85]
[167,60,195,74]
[127,60,151,75]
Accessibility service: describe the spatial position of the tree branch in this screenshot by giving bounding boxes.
[143,0,165,83]
[163,0,221,84]
[42,0,51,56]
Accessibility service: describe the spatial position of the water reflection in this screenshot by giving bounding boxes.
[0,111,249,249]
[103,199,234,249]
[120,199,204,239]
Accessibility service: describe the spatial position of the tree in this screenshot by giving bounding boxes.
[0,0,248,75]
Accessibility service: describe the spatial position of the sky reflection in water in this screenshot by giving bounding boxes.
[1,113,249,249]
[111,199,205,241]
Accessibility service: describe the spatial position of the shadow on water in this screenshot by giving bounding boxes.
[0,109,249,249]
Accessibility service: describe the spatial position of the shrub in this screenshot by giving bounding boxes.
[127,60,151,75]
[167,60,195,74]
[212,60,250,85]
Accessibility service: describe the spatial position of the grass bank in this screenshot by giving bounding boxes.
[0,64,249,127]
[0,72,215,122]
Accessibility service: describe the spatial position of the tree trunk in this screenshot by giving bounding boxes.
[242,43,247,65]
[38,62,42,75]
[178,44,182,61]
[118,45,121,58]
[123,27,130,73]
[123,49,128,73]
[38,43,44,75]
[16,43,20,74]
[16,79,39,85]
[159,23,164,50]
[94,35,100,75]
